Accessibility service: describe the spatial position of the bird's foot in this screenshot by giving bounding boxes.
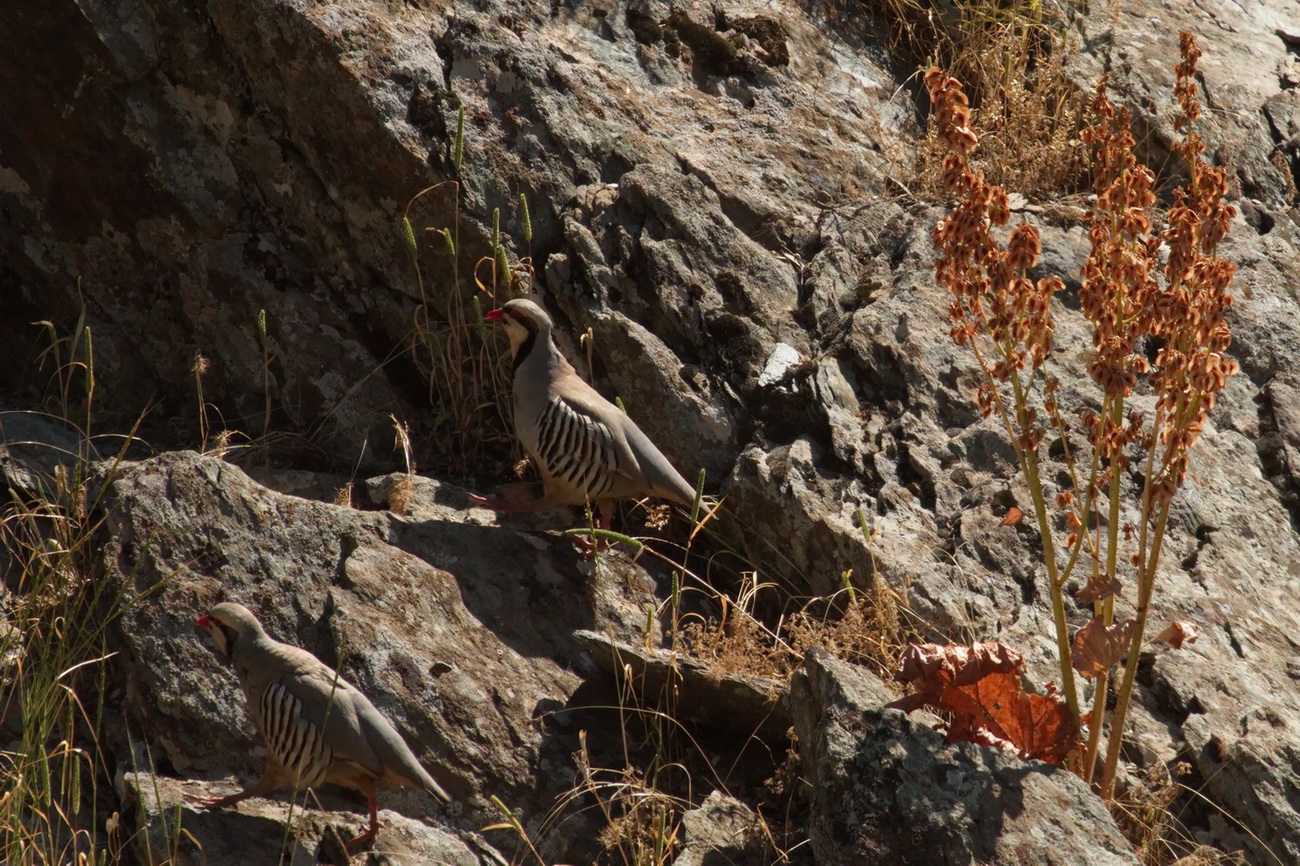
[467,491,550,514]
[343,825,378,850]
[183,791,242,811]
[468,492,513,511]
[566,511,619,556]
[569,531,614,556]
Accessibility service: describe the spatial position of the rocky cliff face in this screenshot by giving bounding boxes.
[3,0,1300,863]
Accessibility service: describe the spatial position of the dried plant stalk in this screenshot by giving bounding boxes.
[927,31,1239,797]
[928,63,1078,718]
[1096,32,1239,799]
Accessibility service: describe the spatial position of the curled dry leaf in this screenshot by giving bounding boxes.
[888,641,1077,764]
[1071,617,1139,678]
[1074,575,1122,604]
[1155,620,1199,649]
[892,641,1024,701]
[1000,506,1024,526]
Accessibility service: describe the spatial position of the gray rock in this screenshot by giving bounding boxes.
[0,410,94,494]
[673,790,765,866]
[574,629,788,742]
[98,451,656,861]
[790,648,1140,865]
[117,767,489,865]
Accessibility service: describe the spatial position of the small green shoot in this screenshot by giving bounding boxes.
[452,105,465,174]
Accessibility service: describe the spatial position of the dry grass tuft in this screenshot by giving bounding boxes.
[1114,762,1185,864]
[679,571,910,682]
[387,475,414,515]
[785,582,907,678]
[402,160,533,479]
[1111,763,1248,866]
[387,414,416,514]
[587,764,684,865]
[0,330,172,862]
[904,0,1088,198]
[333,481,354,508]
[679,601,791,680]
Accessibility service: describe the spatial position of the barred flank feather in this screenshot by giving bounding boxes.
[259,681,333,789]
[535,398,618,500]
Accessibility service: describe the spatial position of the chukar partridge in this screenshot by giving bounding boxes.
[192,602,450,848]
[478,298,697,530]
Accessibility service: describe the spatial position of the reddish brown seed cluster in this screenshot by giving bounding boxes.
[932,30,1239,512]
[929,67,1060,454]
[1077,79,1158,447]
[925,66,979,157]
[1173,32,1203,132]
[1150,32,1239,503]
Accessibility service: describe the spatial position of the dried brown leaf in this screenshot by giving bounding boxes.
[954,673,1077,763]
[1000,506,1024,526]
[892,641,1023,697]
[1155,620,1198,649]
[1074,575,1121,604]
[889,641,1077,764]
[1072,617,1138,678]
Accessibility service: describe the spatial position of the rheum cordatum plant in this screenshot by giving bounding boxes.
[923,31,1238,797]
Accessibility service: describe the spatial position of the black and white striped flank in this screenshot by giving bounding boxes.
[258,681,334,788]
[534,397,620,499]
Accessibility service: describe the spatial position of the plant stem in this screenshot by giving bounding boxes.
[1100,495,1171,799]
[1082,669,1108,784]
[1103,396,1124,599]
[1011,370,1079,719]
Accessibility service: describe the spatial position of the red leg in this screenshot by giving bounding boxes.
[344,779,379,849]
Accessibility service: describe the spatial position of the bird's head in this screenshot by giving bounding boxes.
[485,298,553,358]
[195,601,267,663]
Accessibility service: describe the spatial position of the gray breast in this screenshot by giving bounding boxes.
[534,397,620,498]
[258,681,334,788]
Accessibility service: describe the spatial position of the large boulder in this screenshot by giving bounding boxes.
[790,648,1140,865]
[98,450,656,861]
